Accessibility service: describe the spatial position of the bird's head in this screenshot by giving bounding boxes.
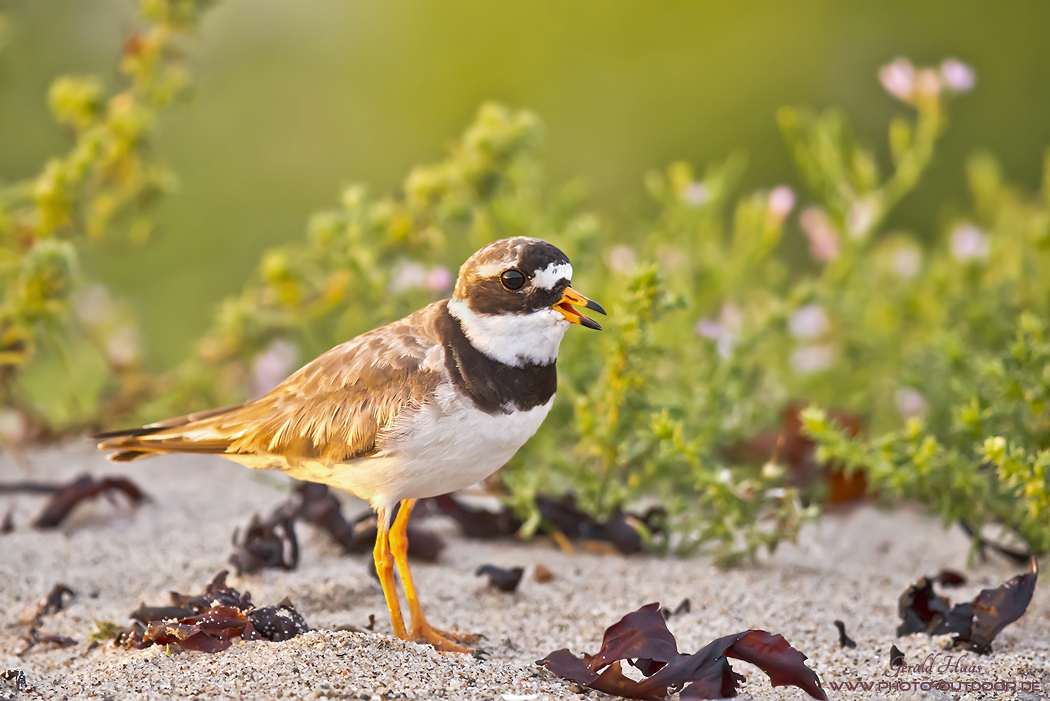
[448,237,605,367]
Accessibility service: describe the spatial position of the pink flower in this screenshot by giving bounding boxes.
[426,266,453,292]
[879,58,916,102]
[799,207,840,262]
[940,58,976,93]
[683,182,709,207]
[950,224,989,262]
[605,245,638,274]
[790,344,834,374]
[895,387,928,419]
[767,186,796,220]
[788,305,829,340]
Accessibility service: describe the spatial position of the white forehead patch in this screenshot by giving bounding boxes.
[532,262,573,290]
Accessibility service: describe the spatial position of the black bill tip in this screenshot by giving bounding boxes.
[580,316,602,331]
[584,299,607,316]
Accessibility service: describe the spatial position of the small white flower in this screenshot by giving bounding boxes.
[950,224,989,262]
[790,344,834,374]
[847,198,879,239]
[605,245,638,274]
[656,245,685,271]
[105,326,140,366]
[253,339,297,397]
[788,304,830,340]
[695,302,742,358]
[73,284,112,325]
[879,58,916,102]
[940,58,976,93]
[388,261,428,293]
[891,245,922,279]
[895,387,928,419]
[767,186,796,219]
[799,207,840,262]
[0,408,27,444]
[683,182,709,207]
[426,266,453,292]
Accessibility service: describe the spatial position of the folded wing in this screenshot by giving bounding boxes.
[97,307,445,466]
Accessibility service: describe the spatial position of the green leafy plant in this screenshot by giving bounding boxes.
[5,21,1047,566]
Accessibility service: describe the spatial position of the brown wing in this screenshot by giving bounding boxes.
[97,303,446,465]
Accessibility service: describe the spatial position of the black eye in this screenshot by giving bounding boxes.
[500,269,526,291]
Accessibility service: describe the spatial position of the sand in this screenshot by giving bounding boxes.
[1,444,1047,701]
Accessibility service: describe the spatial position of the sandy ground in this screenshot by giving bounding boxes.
[0,445,1047,701]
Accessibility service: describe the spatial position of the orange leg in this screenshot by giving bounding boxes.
[373,505,407,640]
[389,499,477,653]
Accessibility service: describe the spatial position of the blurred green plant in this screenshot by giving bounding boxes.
[4,25,1047,565]
[0,0,215,435]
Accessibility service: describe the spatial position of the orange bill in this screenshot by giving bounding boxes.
[553,287,606,330]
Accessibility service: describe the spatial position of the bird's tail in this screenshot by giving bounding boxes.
[94,404,245,462]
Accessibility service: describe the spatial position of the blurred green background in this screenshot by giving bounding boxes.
[2,0,1049,370]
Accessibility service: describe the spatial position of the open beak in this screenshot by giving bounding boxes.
[554,287,607,330]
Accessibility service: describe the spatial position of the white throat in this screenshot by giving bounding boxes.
[447,299,569,367]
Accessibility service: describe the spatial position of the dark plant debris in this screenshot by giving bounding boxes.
[662,598,691,620]
[727,403,867,504]
[0,475,147,529]
[958,520,1035,564]
[537,602,826,700]
[897,558,1038,654]
[1,508,13,534]
[113,571,309,653]
[1,669,30,695]
[230,483,443,574]
[27,474,147,529]
[935,569,967,587]
[434,493,665,555]
[889,644,905,668]
[33,584,74,623]
[533,563,555,583]
[476,565,524,592]
[833,620,856,648]
[13,584,78,657]
[432,494,522,539]
[229,502,299,575]
[17,628,77,657]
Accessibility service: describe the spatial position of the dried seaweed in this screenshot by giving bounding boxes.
[260,483,443,563]
[475,565,525,592]
[115,571,309,653]
[17,629,77,657]
[432,494,522,539]
[435,492,664,555]
[33,584,74,622]
[0,669,30,695]
[229,504,299,575]
[726,404,866,503]
[538,602,826,700]
[889,644,905,668]
[896,558,1038,654]
[957,520,1033,565]
[832,620,856,648]
[30,474,147,529]
[1,508,13,534]
[662,598,691,620]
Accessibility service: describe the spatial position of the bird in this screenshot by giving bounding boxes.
[95,237,605,653]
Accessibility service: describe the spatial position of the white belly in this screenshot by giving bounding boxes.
[285,386,554,509]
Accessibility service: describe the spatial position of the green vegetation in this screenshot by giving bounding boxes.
[2,3,1048,564]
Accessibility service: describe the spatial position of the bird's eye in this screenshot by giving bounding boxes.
[499,269,527,291]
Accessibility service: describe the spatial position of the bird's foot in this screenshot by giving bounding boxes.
[410,621,479,654]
